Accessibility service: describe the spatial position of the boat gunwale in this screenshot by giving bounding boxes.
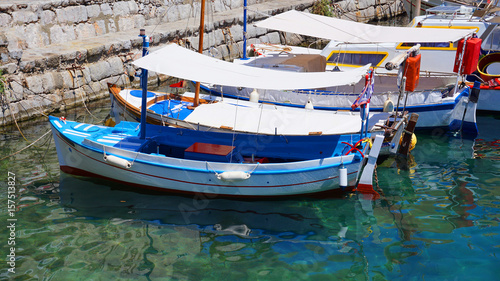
[50,116,360,176]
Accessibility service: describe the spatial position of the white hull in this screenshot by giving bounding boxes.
[477,87,500,112]
[50,118,366,197]
[204,83,472,129]
[109,85,397,136]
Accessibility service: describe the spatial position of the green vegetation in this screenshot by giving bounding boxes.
[311,0,333,17]
[0,70,5,95]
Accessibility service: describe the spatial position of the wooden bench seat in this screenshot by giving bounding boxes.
[184,142,236,162]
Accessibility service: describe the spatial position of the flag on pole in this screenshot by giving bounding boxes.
[351,69,374,110]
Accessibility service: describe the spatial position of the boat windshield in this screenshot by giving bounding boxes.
[482,25,500,52]
[400,42,451,48]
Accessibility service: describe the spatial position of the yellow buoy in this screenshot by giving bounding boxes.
[104,117,116,127]
[400,133,417,151]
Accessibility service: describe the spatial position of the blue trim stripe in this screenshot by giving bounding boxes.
[199,84,465,113]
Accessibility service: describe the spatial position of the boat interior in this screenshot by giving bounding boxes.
[81,121,366,164]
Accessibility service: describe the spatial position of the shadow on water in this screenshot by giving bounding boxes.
[57,172,374,239]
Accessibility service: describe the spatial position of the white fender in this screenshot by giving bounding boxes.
[217,171,251,181]
[339,164,348,189]
[383,98,394,112]
[305,100,314,110]
[358,134,384,188]
[104,155,132,169]
[249,89,259,103]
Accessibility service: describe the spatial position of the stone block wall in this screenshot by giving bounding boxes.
[0,0,271,66]
[332,0,405,23]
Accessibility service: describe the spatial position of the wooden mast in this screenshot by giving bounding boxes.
[194,0,206,107]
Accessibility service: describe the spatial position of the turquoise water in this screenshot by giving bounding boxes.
[0,100,499,280]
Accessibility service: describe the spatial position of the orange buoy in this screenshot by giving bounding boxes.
[405,54,421,92]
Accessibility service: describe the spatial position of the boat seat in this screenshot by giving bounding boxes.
[94,135,152,152]
[184,142,237,162]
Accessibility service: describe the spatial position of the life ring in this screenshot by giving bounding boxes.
[477,53,500,82]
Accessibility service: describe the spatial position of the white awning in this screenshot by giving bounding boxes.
[255,10,474,44]
[132,43,370,90]
[184,100,391,135]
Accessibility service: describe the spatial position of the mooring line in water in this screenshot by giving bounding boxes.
[7,102,30,143]
[0,129,52,161]
[373,164,385,197]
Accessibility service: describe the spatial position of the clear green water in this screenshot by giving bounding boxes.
[0,101,499,280]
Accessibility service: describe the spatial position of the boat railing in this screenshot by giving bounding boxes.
[425,6,473,17]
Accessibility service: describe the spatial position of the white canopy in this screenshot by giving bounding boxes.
[255,10,474,44]
[132,43,370,90]
[184,100,390,135]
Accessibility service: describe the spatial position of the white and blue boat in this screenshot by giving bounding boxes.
[49,115,386,197]
[109,43,405,138]
[199,10,487,135]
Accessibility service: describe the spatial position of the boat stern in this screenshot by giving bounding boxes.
[448,84,479,138]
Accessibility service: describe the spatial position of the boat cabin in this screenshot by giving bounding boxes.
[321,5,499,75]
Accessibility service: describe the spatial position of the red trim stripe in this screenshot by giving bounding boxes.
[60,166,354,198]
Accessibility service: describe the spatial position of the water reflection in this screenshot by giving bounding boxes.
[34,173,385,279]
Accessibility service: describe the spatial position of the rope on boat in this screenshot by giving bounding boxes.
[0,129,52,161]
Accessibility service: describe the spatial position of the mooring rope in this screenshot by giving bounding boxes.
[0,129,52,161]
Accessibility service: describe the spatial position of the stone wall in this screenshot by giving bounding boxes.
[0,0,405,126]
[333,0,405,23]
[0,0,275,64]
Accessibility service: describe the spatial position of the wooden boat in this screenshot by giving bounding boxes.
[107,82,405,137]
[49,115,385,197]
[109,43,407,139]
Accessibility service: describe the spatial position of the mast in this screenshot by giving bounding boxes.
[242,0,248,60]
[415,0,421,17]
[194,0,206,107]
[139,28,149,140]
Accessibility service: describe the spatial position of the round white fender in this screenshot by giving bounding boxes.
[217,171,251,181]
[305,100,314,110]
[383,98,394,113]
[249,89,259,103]
[104,155,132,169]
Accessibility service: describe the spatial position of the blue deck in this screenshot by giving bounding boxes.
[50,115,369,164]
[148,99,194,120]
